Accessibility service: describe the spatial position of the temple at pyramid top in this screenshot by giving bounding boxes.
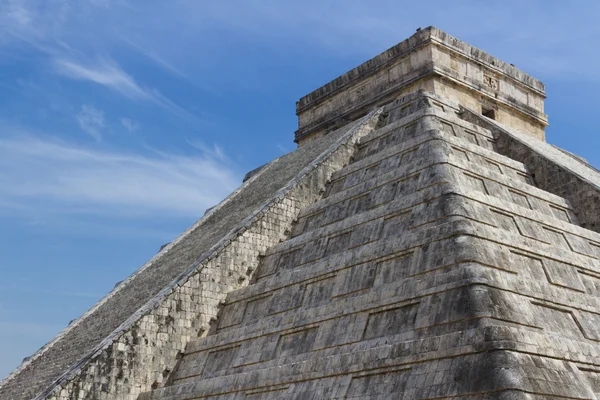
[295,26,548,145]
[3,26,600,400]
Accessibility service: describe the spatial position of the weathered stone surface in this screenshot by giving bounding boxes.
[296,27,548,145]
[140,92,600,399]
[3,27,600,400]
[461,106,600,233]
[0,111,381,400]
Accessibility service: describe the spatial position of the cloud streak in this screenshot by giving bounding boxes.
[4,1,600,88]
[118,34,189,79]
[54,56,198,119]
[55,58,152,101]
[0,133,241,218]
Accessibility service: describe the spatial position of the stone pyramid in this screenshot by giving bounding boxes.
[3,26,600,400]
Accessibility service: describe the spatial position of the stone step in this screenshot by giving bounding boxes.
[146,216,600,398]
[215,225,469,336]
[327,125,527,196]
[199,193,600,361]
[352,107,497,164]
[234,193,600,330]
[291,150,577,247]
[196,243,600,369]
[266,178,452,263]
[143,341,597,400]
[147,174,600,400]
[179,226,600,364]
[175,286,477,384]
[144,94,600,400]
[144,333,496,400]
[226,228,600,319]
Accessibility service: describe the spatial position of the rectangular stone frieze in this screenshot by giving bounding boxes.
[374,252,414,285]
[303,277,336,308]
[345,368,411,398]
[331,262,377,298]
[363,303,419,340]
[202,345,240,376]
[313,313,369,349]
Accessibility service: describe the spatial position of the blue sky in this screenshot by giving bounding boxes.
[1,0,599,379]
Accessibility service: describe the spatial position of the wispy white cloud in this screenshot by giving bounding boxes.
[3,2,34,26]
[55,58,151,100]
[118,34,189,79]
[124,1,600,82]
[77,105,105,140]
[185,139,227,162]
[0,132,241,218]
[4,0,600,88]
[120,117,139,132]
[0,0,35,38]
[54,57,197,119]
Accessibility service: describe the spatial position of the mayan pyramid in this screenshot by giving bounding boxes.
[3,26,600,400]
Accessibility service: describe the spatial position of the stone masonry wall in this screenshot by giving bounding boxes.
[460,107,600,233]
[0,113,380,400]
[45,202,300,400]
[39,113,381,400]
[141,91,600,399]
[295,26,547,144]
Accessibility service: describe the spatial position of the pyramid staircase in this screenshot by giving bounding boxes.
[141,93,600,399]
[5,27,600,400]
